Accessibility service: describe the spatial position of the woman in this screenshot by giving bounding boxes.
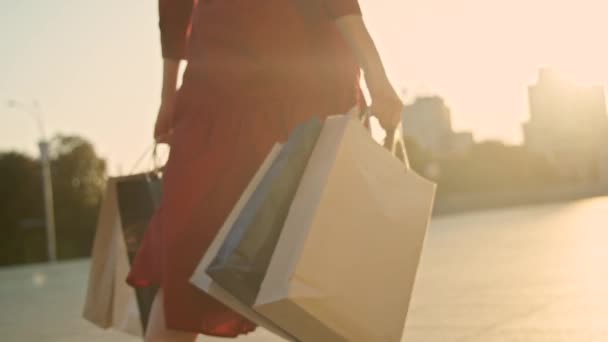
[127,0,404,341]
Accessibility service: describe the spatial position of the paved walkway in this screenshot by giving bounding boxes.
[2,198,607,341]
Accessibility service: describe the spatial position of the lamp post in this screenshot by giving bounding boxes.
[7,100,57,263]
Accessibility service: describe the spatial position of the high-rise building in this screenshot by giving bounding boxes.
[523,69,608,182]
[402,96,473,157]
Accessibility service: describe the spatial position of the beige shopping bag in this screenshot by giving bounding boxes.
[82,179,120,329]
[190,143,297,341]
[83,175,161,337]
[253,115,436,341]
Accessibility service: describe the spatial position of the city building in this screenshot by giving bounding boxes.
[401,96,474,158]
[523,69,608,183]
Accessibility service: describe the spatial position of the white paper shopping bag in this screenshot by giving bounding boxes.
[253,115,436,342]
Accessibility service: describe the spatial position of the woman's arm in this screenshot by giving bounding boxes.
[159,0,194,60]
[154,0,194,143]
[334,13,403,130]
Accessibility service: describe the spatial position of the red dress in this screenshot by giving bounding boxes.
[127,0,362,337]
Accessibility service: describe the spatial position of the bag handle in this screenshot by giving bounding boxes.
[357,107,411,169]
[129,142,166,176]
[124,143,164,209]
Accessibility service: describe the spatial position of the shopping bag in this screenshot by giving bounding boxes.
[250,114,436,341]
[206,117,323,306]
[83,173,161,337]
[115,174,161,331]
[190,143,297,341]
[82,178,120,329]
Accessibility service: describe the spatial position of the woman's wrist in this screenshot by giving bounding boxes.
[366,71,393,97]
[161,87,177,104]
[161,58,180,103]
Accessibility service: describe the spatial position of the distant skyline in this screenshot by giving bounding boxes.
[2,0,608,174]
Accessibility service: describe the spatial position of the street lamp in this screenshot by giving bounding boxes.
[7,100,57,263]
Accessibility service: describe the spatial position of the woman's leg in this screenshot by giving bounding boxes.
[145,289,199,342]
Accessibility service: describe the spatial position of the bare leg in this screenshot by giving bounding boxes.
[145,289,198,342]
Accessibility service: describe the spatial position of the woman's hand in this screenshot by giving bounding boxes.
[154,95,176,144]
[369,82,403,131]
[154,59,181,144]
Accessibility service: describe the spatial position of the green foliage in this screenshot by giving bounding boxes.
[435,141,562,196]
[0,135,106,265]
[50,135,107,260]
[0,153,44,265]
[397,138,565,197]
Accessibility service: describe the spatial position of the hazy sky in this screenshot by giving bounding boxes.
[1,0,607,174]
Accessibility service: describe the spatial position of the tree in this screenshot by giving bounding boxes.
[0,152,44,265]
[436,141,562,195]
[0,135,106,265]
[49,135,107,260]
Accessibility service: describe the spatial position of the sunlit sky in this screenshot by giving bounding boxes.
[1,0,607,174]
